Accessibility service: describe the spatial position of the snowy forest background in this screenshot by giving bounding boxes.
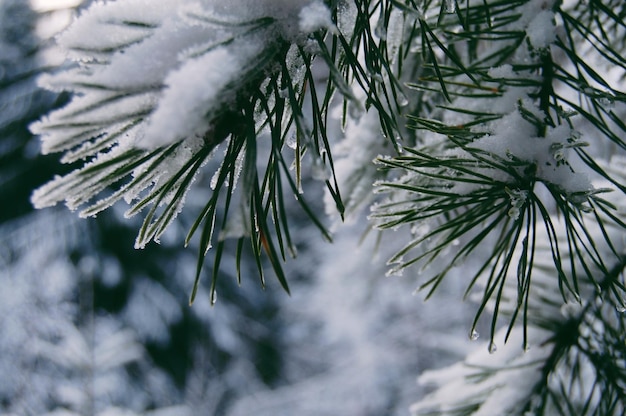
[1,1,625,415]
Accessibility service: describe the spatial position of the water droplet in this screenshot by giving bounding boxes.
[210,290,217,306]
[469,330,479,341]
[397,90,409,107]
[311,156,332,181]
[286,131,297,149]
[616,304,626,313]
[488,342,497,354]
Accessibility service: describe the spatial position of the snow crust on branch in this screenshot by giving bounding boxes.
[29,0,333,230]
[32,0,331,151]
[469,109,592,195]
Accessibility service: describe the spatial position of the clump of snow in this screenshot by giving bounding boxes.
[143,44,254,147]
[512,0,557,30]
[469,108,592,195]
[298,0,335,34]
[29,0,82,12]
[487,63,515,79]
[526,10,556,50]
[411,326,552,416]
[336,0,358,38]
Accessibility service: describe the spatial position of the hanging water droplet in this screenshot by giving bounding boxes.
[210,290,217,306]
[397,90,409,107]
[375,13,387,40]
[523,342,531,352]
[311,155,332,181]
[488,342,497,354]
[286,131,297,149]
[616,303,626,313]
[469,329,479,341]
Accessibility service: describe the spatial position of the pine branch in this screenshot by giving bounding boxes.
[372,0,626,344]
[30,0,416,301]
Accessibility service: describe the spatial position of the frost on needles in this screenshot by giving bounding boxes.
[30,0,336,251]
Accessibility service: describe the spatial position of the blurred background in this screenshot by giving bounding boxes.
[0,1,478,415]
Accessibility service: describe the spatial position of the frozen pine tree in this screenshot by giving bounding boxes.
[25,0,626,414]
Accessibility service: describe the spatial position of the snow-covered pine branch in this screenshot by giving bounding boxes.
[29,0,420,300]
[31,0,330,214]
[411,169,626,415]
[371,0,626,345]
[29,0,348,297]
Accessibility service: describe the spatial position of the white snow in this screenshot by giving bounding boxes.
[298,0,335,34]
[526,10,556,50]
[142,45,246,147]
[32,0,328,154]
[29,0,82,12]
[470,109,593,194]
[29,0,337,232]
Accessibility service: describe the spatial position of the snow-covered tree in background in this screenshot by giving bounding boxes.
[10,0,626,414]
